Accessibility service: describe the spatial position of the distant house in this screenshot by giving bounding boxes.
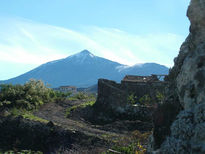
[54,86,77,93]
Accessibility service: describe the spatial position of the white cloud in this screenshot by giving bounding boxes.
[0,17,185,68]
[0,45,65,65]
[84,26,184,66]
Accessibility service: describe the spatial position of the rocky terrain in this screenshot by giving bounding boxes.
[1,0,204,153]
[149,0,205,153]
[0,83,153,153]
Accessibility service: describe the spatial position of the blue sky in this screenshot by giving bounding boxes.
[0,0,190,80]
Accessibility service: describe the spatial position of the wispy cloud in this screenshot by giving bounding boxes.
[82,26,184,66]
[0,16,185,68]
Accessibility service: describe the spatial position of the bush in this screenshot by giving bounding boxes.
[127,93,137,105]
[54,91,71,103]
[139,95,151,106]
[0,79,67,111]
[69,92,89,100]
[105,130,150,154]
[156,91,165,103]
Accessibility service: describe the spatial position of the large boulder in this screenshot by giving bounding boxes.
[150,0,205,153]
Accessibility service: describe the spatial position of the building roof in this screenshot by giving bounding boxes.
[122,75,159,82]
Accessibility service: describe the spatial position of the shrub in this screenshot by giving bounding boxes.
[139,95,151,106]
[156,91,165,103]
[0,79,65,111]
[127,93,137,105]
[54,91,71,103]
[106,130,150,154]
[110,143,136,154]
[68,92,89,100]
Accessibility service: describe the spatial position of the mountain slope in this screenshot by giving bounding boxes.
[118,63,169,75]
[0,50,169,87]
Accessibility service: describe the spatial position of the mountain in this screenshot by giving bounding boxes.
[0,50,169,87]
[117,63,169,76]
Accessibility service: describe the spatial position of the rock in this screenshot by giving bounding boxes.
[150,0,205,153]
[0,116,72,152]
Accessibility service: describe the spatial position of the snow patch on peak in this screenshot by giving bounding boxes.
[70,50,95,59]
[66,50,96,64]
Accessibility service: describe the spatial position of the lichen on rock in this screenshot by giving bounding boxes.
[170,110,194,141]
[150,0,205,153]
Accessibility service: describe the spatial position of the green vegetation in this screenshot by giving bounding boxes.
[105,130,150,154]
[68,92,96,101]
[0,81,152,153]
[127,92,164,106]
[127,93,151,106]
[54,91,72,103]
[139,95,151,106]
[66,100,95,117]
[0,79,69,111]
[156,91,165,103]
[0,79,70,123]
[127,93,137,105]
[0,80,53,110]
[9,108,48,123]
[108,143,146,154]
[66,92,96,117]
[107,143,137,154]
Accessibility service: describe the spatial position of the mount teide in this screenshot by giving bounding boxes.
[0,50,169,87]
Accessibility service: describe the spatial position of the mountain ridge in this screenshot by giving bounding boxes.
[0,50,169,87]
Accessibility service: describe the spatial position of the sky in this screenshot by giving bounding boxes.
[0,0,190,80]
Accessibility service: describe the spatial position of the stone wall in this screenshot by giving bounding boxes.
[121,80,166,103]
[92,78,166,124]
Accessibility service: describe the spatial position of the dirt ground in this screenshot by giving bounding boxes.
[34,99,152,153]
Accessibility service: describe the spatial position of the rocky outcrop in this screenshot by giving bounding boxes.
[0,116,106,153]
[0,116,72,152]
[151,0,205,153]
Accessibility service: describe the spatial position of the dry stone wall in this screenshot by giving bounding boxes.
[92,78,166,124]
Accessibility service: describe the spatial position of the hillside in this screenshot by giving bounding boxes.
[0,81,153,153]
[0,50,169,87]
